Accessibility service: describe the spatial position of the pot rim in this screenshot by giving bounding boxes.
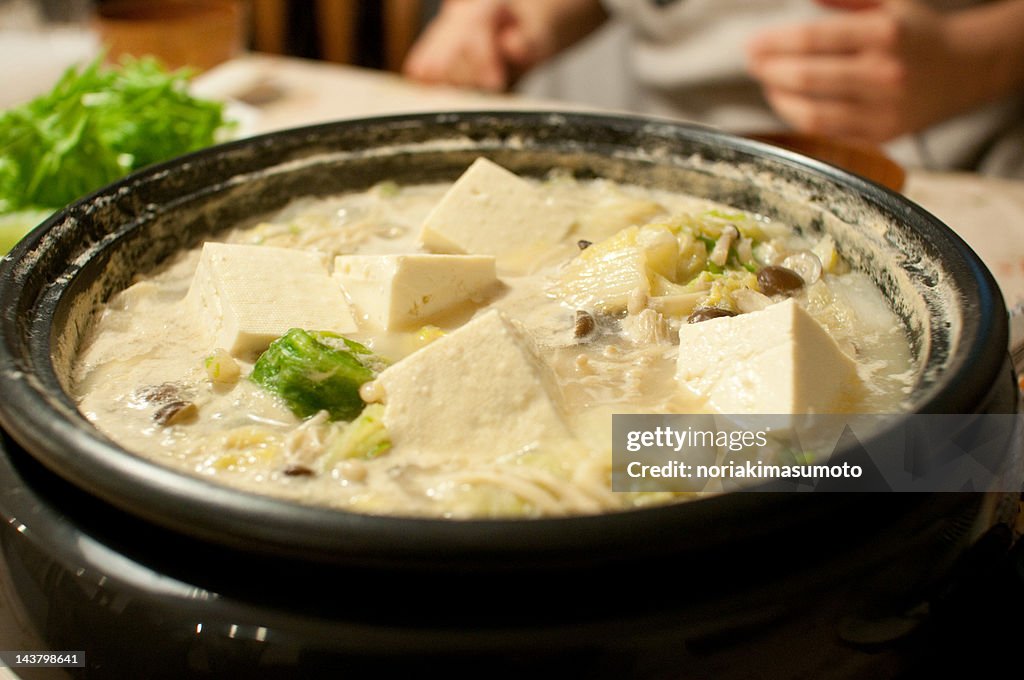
[0,111,1010,566]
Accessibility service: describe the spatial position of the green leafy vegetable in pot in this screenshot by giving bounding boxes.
[0,55,232,252]
[321,403,391,463]
[251,329,388,422]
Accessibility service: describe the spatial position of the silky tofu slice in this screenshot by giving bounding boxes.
[186,242,357,357]
[333,253,497,330]
[676,298,862,414]
[372,309,573,457]
[418,157,577,273]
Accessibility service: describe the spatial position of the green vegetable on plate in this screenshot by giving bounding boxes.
[0,210,50,254]
[0,55,232,253]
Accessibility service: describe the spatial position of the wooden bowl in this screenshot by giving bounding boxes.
[746,131,906,192]
[94,0,245,72]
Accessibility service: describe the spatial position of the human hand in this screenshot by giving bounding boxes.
[746,0,983,143]
[402,0,539,91]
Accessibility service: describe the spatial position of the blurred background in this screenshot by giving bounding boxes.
[0,0,631,110]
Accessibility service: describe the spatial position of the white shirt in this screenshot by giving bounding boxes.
[599,0,1024,175]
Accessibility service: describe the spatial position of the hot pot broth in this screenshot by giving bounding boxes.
[72,159,914,518]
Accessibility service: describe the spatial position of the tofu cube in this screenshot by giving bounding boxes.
[419,157,577,273]
[676,298,862,414]
[187,242,357,357]
[372,309,573,457]
[333,254,497,330]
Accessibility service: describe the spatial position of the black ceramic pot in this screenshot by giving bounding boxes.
[0,112,1019,679]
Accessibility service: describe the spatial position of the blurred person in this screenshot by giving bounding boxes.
[404,0,1024,176]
